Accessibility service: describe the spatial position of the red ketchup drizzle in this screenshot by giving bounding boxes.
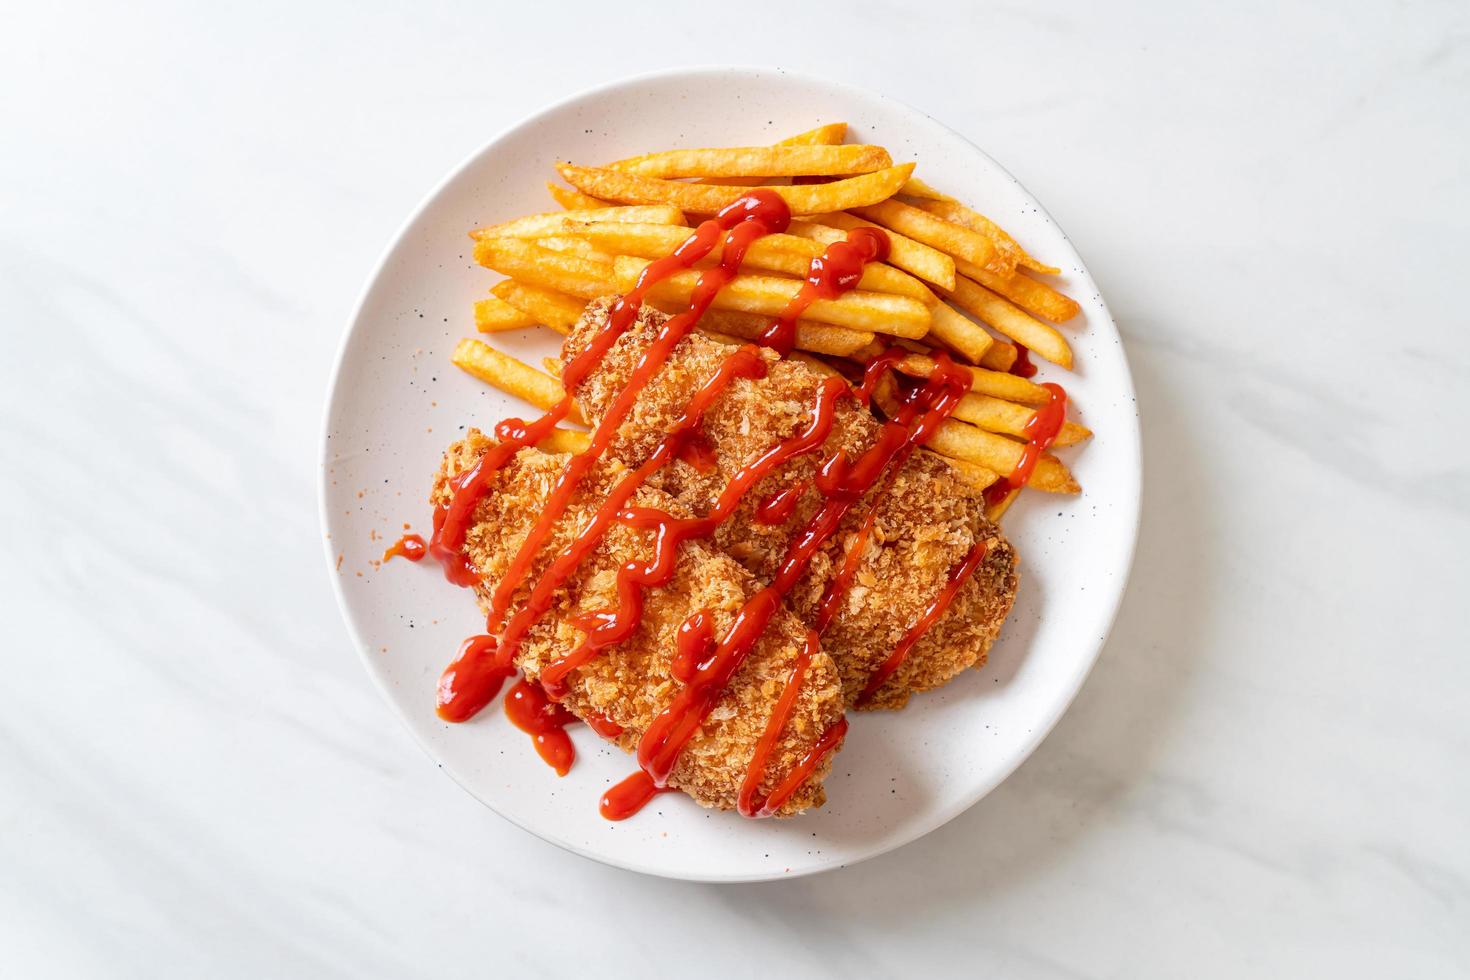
[737,630,817,816]
[382,533,426,563]
[600,771,676,821]
[814,507,878,632]
[857,538,992,705]
[437,635,506,724]
[672,609,715,684]
[583,711,624,740]
[431,190,792,722]
[503,678,578,776]
[1009,343,1038,379]
[982,382,1068,508]
[761,227,891,356]
[756,715,849,817]
[676,435,718,474]
[753,481,806,525]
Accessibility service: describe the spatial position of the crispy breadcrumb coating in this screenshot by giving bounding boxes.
[564,297,1019,710]
[432,435,845,815]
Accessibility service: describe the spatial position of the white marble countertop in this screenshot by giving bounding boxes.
[3,2,1467,976]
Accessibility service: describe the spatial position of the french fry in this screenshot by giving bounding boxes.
[694,123,850,187]
[490,280,587,336]
[942,275,1073,369]
[473,294,538,333]
[980,339,1017,372]
[546,182,610,210]
[952,392,1091,447]
[912,199,1059,275]
[612,256,930,337]
[954,255,1080,323]
[530,235,617,265]
[984,487,1019,522]
[450,339,587,424]
[609,144,892,179]
[570,221,930,302]
[929,452,999,490]
[849,199,999,273]
[696,328,748,347]
[790,352,845,378]
[697,308,873,357]
[472,205,685,241]
[872,376,1076,492]
[927,302,994,363]
[887,350,1053,406]
[474,239,616,299]
[536,428,591,454]
[924,418,1076,491]
[556,162,915,216]
[899,176,954,202]
[781,122,847,145]
[791,214,956,290]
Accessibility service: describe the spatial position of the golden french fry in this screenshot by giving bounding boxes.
[474,239,616,299]
[530,235,617,265]
[473,294,538,333]
[899,176,954,202]
[849,199,999,272]
[984,487,1019,522]
[612,256,930,337]
[450,339,586,424]
[490,280,587,336]
[546,182,610,210]
[952,393,1091,446]
[781,123,847,146]
[536,428,591,454]
[872,377,1076,492]
[696,308,873,357]
[887,350,1052,406]
[917,449,999,490]
[926,451,998,489]
[556,162,915,216]
[609,144,892,179]
[926,302,994,363]
[570,221,930,302]
[923,419,1076,492]
[791,215,956,290]
[694,124,851,187]
[980,339,1017,372]
[541,357,562,377]
[912,199,1059,275]
[472,205,685,241]
[789,352,845,379]
[954,255,1080,323]
[696,328,747,346]
[942,275,1073,369]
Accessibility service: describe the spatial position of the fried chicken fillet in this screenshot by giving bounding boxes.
[432,433,846,815]
[563,297,1020,710]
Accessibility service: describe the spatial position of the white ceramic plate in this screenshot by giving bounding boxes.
[320,67,1140,882]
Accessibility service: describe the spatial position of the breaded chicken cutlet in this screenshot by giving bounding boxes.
[563,297,1020,710]
[432,433,846,816]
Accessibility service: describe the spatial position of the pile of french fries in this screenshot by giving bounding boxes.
[452,123,1090,520]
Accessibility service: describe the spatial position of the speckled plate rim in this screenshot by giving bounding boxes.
[319,65,1141,882]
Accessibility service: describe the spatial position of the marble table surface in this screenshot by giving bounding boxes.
[3,2,1466,976]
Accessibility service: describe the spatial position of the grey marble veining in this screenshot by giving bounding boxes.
[2,1,1468,976]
